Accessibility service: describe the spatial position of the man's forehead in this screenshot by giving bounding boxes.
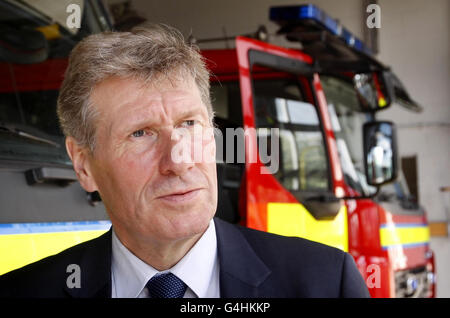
[91,74,201,111]
[93,72,196,95]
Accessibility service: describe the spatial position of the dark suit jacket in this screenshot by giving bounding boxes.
[0,218,370,298]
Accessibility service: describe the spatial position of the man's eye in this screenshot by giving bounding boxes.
[131,129,145,138]
[182,120,198,127]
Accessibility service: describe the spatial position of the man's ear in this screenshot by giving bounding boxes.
[65,137,99,193]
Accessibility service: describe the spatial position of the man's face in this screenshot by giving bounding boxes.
[75,75,217,244]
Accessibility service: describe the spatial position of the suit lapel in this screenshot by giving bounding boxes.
[214,218,271,297]
[64,229,112,298]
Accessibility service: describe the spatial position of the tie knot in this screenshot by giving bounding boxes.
[146,273,187,298]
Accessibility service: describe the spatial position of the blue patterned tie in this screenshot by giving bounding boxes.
[146,273,187,298]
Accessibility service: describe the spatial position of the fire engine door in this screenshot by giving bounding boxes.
[235,36,348,251]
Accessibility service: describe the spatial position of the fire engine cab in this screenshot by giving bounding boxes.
[0,1,435,298]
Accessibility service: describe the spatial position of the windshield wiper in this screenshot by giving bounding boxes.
[0,123,60,147]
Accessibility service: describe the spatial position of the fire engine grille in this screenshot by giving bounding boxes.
[394,266,434,298]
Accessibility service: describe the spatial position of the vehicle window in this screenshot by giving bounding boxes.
[320,75,377,195]
[210,82,243,126]
[0,0,108,166]
[253,78,330,192]
[210,82,244,164]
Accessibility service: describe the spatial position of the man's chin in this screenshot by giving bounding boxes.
[143,208,212,241]
[168,214,212,239]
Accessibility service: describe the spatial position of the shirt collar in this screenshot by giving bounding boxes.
[170,219,217,297]
[111,229,158,298]
[111,219,217,298]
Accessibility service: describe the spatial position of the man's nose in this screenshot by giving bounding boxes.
[158,127,195,176]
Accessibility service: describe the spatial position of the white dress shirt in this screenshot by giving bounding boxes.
[111,219,220,298]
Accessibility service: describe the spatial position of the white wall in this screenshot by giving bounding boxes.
[114,0,450,297]
[376,0,450,219]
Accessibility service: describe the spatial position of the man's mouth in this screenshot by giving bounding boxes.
[157,188,203,203]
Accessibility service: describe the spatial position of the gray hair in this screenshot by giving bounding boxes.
[57,24,212,152]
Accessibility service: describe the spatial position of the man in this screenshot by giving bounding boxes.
[0,24,370,298]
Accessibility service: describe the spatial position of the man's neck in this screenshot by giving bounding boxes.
[113,227,205,271]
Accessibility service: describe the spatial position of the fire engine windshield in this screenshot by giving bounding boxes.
[252,77,330,192]
[320,75,377,196]
[0,0,109,166]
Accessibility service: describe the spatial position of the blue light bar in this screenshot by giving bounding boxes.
[270,4,373,56]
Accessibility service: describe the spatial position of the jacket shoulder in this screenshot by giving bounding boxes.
[0,230,111,298]
[220,220,369,297]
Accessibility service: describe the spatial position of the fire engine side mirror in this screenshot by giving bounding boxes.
[353,72,392,111]
[363,121,398,186]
